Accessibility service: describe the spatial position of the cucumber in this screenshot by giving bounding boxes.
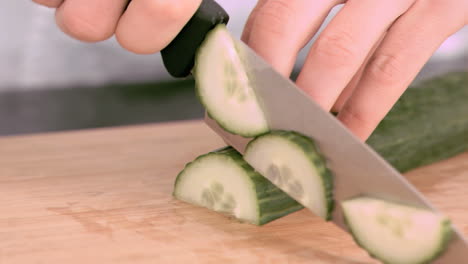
[173,146,303,225]
[367,72,468,173]
[342,196,453,264]
[244,130,334,220]
[193,24,269,137]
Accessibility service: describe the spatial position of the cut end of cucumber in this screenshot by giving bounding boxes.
[174,152,257,223]
[342,196,453,264]
[244,130,334,221]
[193,24,269,137]
[173,147,303,225]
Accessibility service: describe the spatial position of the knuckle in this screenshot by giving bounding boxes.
[340,104,376,132]
[57,7,114,42]
[254,0,295,38]
[367,54,404,85]
[313,31,358,68]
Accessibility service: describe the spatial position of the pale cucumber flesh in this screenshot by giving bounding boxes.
[342,196,453,264]
[193,24,268,137]
[173,147,303,225]
[244,130,334,220]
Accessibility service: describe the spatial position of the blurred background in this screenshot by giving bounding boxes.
[0,1,467,136]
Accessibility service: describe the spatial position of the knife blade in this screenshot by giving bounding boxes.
[204,33,468,263]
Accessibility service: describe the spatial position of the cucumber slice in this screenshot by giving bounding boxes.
[244,130,334,220]
[173,147,303,225]
[193,24,269,137]
[342,196,453,264]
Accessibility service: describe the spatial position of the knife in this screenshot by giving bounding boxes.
[158,0,468,262]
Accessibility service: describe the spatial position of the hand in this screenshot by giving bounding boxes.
[32,0,201,54]
[242,0,467,141]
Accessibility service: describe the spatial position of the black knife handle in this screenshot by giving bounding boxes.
[161,0,229,78]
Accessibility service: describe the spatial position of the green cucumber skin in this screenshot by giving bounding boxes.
[246,130,335,221]
[214,147,304,225]
[367,72,468,173]
[173,146,304,225]
[343,204,453,264]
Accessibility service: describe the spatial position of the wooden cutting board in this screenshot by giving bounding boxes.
[1,120,467,264]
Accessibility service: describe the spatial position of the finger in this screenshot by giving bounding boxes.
[55,0,128,42]
[330,59,365,113]
[337,0,466,141]
[245,0,342,77]
[295,0,415,111]
[331,34,386,112]
[33,0,64,8]
[241,0,267,43]
[115,0,201,54]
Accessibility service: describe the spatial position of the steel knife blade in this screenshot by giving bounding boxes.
[204,33,468,263]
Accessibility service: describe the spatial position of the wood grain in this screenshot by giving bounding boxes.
[0,120,467,264]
